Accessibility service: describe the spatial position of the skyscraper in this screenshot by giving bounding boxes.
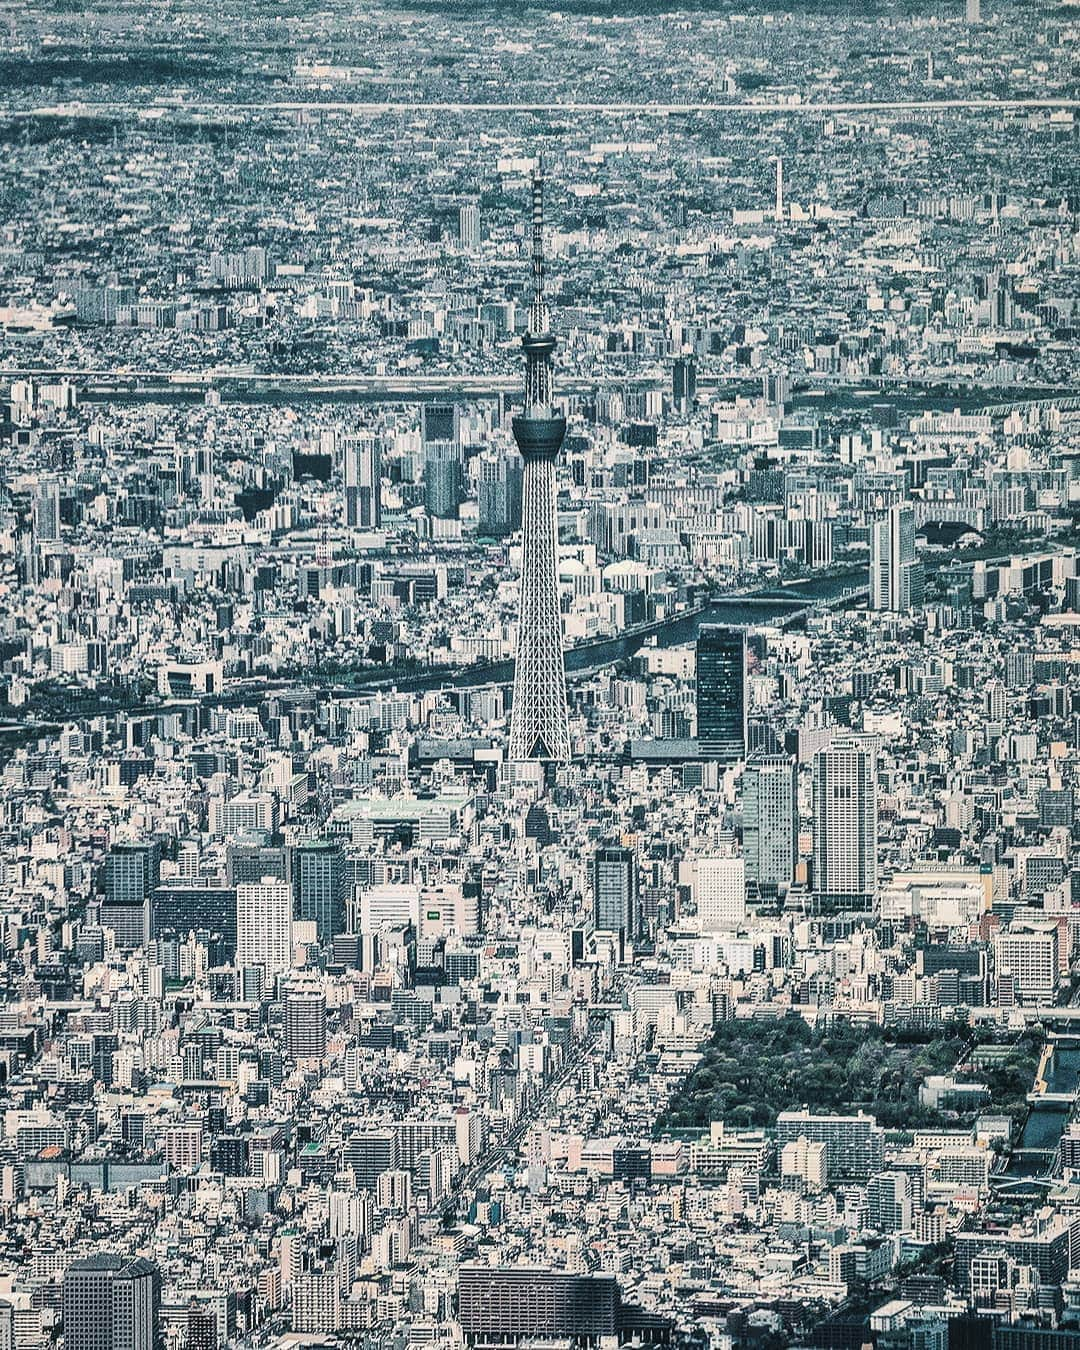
[507,165,571,764]
[102,841,161,949]
[812,741,878,911]
[424,439,463,519]
[236,878,293,976]
[458,201,481,250]
[870,504,922,614]
[112,1260,161,1350]
[422,403,457,445]
[421,403,463,519]
[284,982,328,1060]
[63,1255,116,1350]
[696,625,747,763]
[104,840,161,906]
[592,846,636,938]
[743,754,798,895]
[32,476,61,543]
[478,450,523,538]
[343,433,380,529]
[966,0,981,22]
[696,856,746,931]
[672,354,696,411]
[63,1255,160,1350]
[292,839,346,944]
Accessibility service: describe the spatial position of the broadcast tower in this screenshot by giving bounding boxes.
[507,165,571,764]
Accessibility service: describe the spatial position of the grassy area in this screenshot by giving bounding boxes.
[655,1016,1041,1136]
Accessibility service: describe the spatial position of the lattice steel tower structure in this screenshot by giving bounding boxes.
[507,165,571,763]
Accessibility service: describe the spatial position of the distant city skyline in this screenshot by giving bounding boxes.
[0,1,1077,1347]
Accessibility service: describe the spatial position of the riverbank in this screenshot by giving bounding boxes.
[998,1043,1080,1194]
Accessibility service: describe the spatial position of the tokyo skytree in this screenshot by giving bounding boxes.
[507,164,571,764]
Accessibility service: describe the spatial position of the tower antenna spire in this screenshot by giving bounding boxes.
[528,159,550,342]
[532,157,545,306]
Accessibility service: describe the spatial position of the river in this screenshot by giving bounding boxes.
[347,568,867,695]
[1001,1045,1080,1188]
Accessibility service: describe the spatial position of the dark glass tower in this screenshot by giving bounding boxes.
[696,624,747,762]
[292,839,346,944]
[592,846,637,937]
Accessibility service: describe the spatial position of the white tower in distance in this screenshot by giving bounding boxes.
[507,163,571,764]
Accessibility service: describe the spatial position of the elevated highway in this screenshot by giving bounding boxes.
[14,97,1080,119]
[4,367,1077,417]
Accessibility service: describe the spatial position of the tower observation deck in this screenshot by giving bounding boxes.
[507,164,571,764]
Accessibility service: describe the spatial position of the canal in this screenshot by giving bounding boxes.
[1001,1045,1080,1188]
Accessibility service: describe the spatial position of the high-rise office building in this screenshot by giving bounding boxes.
[292,839,346,944]
[457,1266,620,1346]
[966,0,981,22]
[226,838,287,887]
[185,1305,217,1350]
[696,856,746,931]
[341,1128,398,1190]
[1005,649,1033,689]
[63,1255,160,1350]
[112,1260,160,1350]
[458,201,481,250]
[592,846,636,938]
[507,165,571,764]
[102,841,161,949]
[63,1255,116,1350]
[422,403,457,446]
[1039,786,1073,831]
[742,754,798,894]
[812,742,878,911]
[104,840,161,906]
[284,983,327,1060]
[478,450,523,537]
[424,440,464,519]
[32,476,61,542]
[236,879,293,976]
[672,354,696,411]
[150,881,237,961]
[343,433,380,529]
[696,625,747,763]
[870,504,922,614]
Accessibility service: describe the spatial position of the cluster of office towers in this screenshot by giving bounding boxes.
[591,623,878,942]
